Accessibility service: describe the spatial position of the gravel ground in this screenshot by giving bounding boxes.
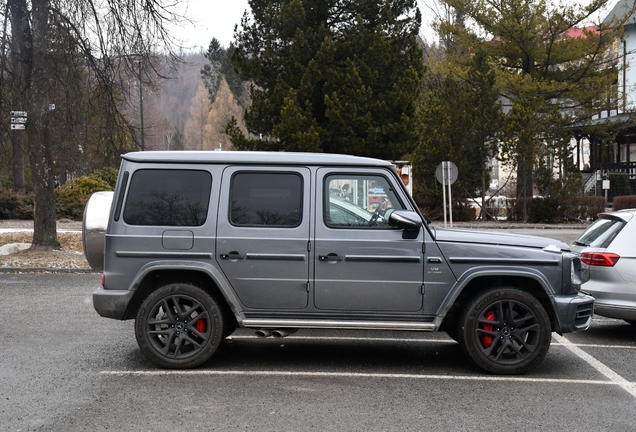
[0,220,89,271]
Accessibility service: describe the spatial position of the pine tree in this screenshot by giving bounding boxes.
[436,0,630,219]
[229,0,425,160]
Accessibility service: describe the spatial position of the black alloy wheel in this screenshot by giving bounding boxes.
[457,287,552,375]
[135,283,225,368]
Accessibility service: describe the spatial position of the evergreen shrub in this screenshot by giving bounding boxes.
[56,174,112,220]
[0,189,34,219]
[528,197,559,223]
[608,172,631,201]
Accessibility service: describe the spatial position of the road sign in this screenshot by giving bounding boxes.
[11,117,27,123]
[11,124,26,130]
[10,111,27,117]
[435,161,458,184]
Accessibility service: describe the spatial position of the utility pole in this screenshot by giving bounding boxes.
[139,60,145,151]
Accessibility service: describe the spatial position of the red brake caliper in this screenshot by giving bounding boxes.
[195,319,206,334]
[481,309,495,348]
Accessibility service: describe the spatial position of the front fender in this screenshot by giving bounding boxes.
[433,266,557,328]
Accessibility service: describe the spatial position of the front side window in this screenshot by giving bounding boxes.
[123,169,211,226]
[325,174,404,228]
[230,172,303,227]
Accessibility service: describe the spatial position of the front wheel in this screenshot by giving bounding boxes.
[135,283,225,368]
[457,287,552,375]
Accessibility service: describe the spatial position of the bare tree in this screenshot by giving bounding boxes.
[6,0,187,249]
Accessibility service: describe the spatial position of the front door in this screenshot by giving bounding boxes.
[313,168,424,312]
[216,167,311,309]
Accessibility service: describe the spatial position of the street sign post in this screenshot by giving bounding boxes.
[10,110,27,131]
[435,161,458,227]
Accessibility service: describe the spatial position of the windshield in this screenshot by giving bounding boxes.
[574,217,625,248]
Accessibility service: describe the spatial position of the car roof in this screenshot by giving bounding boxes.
[122,151,394,168]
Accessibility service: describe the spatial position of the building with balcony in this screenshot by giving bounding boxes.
[574,0,636,194]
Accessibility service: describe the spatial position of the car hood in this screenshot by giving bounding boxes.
[433,227,571,252]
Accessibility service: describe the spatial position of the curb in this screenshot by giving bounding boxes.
[0,267,96,274]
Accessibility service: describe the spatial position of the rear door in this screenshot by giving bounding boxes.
[215,167,311,309]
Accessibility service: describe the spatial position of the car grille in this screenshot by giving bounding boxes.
[575,303,594,327]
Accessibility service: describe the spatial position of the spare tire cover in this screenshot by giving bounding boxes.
[82,191,114,271]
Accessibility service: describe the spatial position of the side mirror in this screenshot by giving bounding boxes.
[388,210,422,239]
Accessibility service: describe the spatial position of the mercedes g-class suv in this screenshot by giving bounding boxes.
[83,151,594,374]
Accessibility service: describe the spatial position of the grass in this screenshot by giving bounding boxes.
[0,231,83,252]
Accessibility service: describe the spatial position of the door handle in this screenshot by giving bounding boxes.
[220,251,244,260]
[319,253,343,262]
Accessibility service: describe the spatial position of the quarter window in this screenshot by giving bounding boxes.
[230,172,303,227]
[123,170,211,226]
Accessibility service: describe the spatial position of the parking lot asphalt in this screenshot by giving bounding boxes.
[1,271,635,431]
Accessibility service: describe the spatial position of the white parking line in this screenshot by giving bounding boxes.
[100,369,616,386]
[101,335,636,394]
[553,334,636,398]
[230,335,636,350]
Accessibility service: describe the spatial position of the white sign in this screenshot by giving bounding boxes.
[11,117,27,123]
[602,180,610,190]
[11,124,26,130]
[10,110,27,117]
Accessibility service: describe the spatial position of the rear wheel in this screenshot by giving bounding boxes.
[457,287,551,375]
[135,283,225,368]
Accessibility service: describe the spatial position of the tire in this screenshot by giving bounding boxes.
[457,287,552,375]
[135,283,225,368]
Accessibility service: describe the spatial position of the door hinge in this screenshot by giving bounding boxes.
[421,284,426,295]
[307,241,311,252]
[306,282,310,292]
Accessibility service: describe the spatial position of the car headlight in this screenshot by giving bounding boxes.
[563,254,582,294]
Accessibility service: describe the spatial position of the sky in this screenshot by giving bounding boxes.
[169,0,617,51]
[169,0,438,50]
[170,0,251,50]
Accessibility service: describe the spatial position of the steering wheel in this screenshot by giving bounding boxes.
[368,204,386,226]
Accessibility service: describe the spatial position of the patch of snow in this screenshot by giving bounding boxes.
[0,243,31,255]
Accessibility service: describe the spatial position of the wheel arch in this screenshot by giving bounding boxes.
[438,270,558,334]
[121,266,240,331]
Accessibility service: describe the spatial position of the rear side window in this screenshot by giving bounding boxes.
[123,169,212,226]
[575,217,625,248]
[230,172,302,227]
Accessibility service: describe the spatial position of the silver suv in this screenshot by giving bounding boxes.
[83,151,594,374]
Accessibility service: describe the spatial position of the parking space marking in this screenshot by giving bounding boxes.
[556,342,636,350]
[102,335,636,391]
[100,369,621,386]
[554,334,636,398]
[230,335,636,350]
